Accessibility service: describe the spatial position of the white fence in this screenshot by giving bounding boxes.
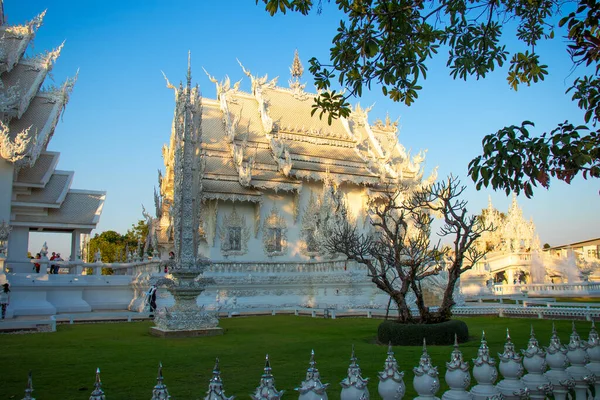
[13,323,600,400]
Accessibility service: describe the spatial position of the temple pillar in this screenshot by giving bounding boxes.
[0,160,13,224]
[70,229,82,261]
[6,225,30,272]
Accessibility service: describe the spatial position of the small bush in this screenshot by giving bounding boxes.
[377,319,469,346]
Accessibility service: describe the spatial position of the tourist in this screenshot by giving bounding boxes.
[34,253,41,273]
[165,251,175,273]
[54,253,63,274]
[146,285,157,316]
[0,283,10,319]
[49,252,57,274]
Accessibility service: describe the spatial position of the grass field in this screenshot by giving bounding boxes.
[1,316,595,399]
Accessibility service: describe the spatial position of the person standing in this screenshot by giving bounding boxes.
[54,253,63,274]
[49,252,57,274]
[34,253,41,273]
[0,283,10,319]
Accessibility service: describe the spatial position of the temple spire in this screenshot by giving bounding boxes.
[290,49,303,80]
[187,50,192,91]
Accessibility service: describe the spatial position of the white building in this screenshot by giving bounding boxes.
[153,52,436,264]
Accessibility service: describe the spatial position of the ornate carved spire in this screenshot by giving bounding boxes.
[290,49,303,80]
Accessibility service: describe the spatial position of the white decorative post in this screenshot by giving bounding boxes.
[566,321,596,400]
[296,350,329,400]
[377,343,405,400]
[151,363,170,400]
[442,335,472,400]
[204,358,233,400]
[89,368,105,400]
[21,371,34,400]
[586,321,600,399]
[251,355,283,400]
[545,323,575,400]
[521,326,552,399]
[340,345,369,400]
[470,331,502,400]
[497,329,529,399]
[413,339,440,400]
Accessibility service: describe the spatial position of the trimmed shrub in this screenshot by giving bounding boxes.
[377,319,469,346]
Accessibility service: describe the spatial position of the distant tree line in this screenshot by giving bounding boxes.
[86,220,149,264]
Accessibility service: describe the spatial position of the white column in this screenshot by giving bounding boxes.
[7,225,30,272]
[70,229,82,261]
[0,160,13,224]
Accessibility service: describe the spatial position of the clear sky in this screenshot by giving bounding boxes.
[7,0,598,258]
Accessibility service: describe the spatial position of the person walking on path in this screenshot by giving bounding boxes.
[0,283,10,319]
[146,285,157,317]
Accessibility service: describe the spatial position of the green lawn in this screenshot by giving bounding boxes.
[0,316,594,399]
[550,297,600,303]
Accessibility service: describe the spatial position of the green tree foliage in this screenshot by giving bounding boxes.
[87,220,150,263]
[257,0,600,195]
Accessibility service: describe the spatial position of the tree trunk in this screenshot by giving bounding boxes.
[390,292,414,323]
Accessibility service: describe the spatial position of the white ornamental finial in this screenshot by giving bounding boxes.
[296,350,329,400]
[205,358,233,400]
[341,345,369,400]
[412,339,440,399]
[251,355,284,400]
[89,368,105,400]
[151,362,170,400]
[377,343,405,400]
[22,371,35,400]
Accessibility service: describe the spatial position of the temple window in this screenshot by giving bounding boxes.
[262,204,287,257]
[219,205,250,257]
[266,228,282,253]
[228,227,242,251]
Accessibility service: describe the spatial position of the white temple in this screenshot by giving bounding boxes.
[153,51,436,264]
[0,5,105,272]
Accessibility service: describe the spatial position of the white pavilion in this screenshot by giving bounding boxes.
[0,6,105,272]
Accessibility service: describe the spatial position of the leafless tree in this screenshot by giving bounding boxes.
[324,176,493,324]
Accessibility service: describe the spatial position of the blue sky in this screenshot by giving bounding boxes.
[8,1,598,256]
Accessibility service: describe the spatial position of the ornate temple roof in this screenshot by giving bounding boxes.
[0,6,105,233]
[160,52,436,205]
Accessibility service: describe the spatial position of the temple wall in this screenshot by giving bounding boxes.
[204,181,369,263]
